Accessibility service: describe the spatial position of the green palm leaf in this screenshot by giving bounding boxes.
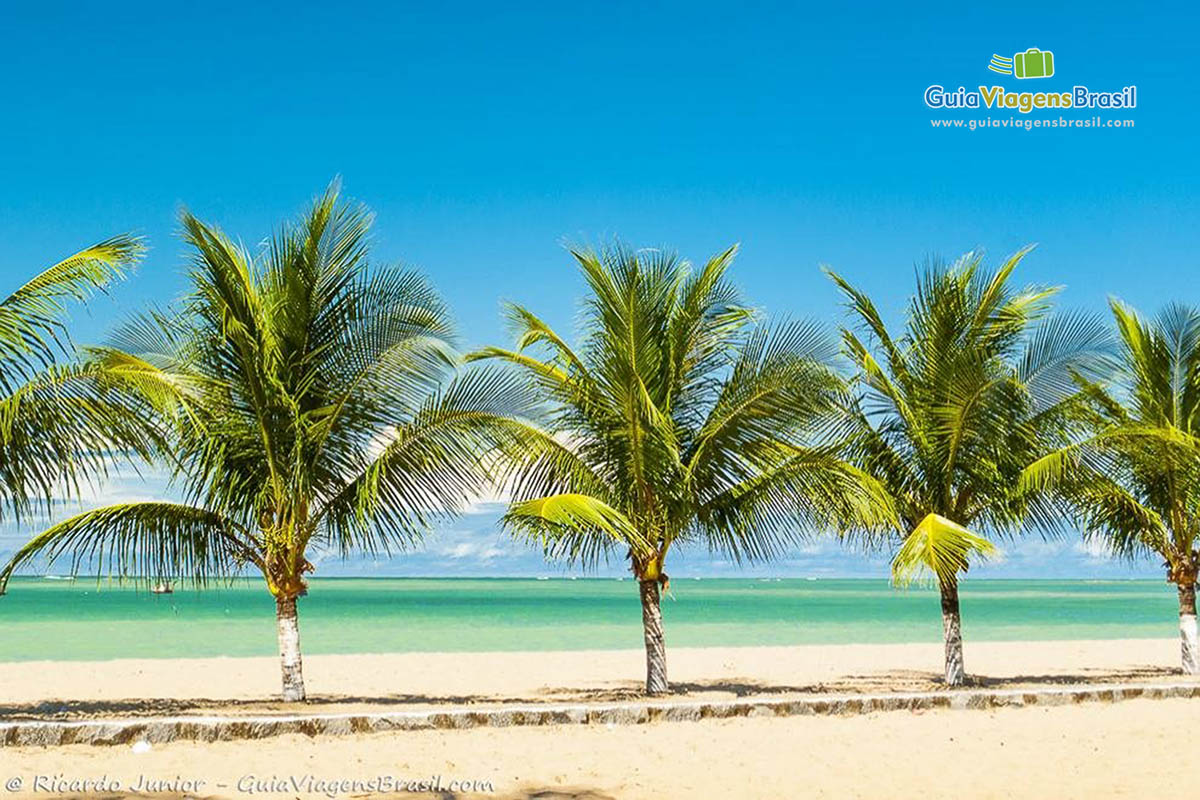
[0,235,149,520]
[0,235,143,370]
[0,502,257,591]
[504,493,649,553]
[891,513,997,587]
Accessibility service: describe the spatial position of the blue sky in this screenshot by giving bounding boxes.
[1,1,1194,577]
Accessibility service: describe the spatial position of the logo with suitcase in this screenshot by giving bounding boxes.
[988,48,1055,79]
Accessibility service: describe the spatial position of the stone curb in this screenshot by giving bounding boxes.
[3,682,1197,747]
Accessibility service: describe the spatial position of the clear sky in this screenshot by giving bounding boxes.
[1,0,1195,577]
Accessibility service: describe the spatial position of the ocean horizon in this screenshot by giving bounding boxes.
[0,577,1178,662]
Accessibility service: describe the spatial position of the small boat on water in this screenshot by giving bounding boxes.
[152,581,174,595]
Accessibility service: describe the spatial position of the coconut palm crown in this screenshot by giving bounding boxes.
[471,243,893,694]
[829,246,1112,685]
[1022,301,1200,674]
[0,184,536,700]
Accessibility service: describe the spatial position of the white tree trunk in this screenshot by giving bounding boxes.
[940,579,965,686]
[276,595,306,702]
[1178,583,1198,675]
[639,579,668,695]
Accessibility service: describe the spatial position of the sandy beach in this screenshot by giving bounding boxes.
[1,698,1193,799]
[0,638,1189,716]
[0,638,1196,798]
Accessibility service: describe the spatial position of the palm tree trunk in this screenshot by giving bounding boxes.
[639,579,668,695]
[1178,582,1198,675]
[939,578,965,686]
[275,595,306,701]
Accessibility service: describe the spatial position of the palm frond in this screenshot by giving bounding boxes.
[0,502,258,590]
[0,362,168,519]
[891,513,996,587]
[503,493,649,557]
[697,447,896,562]
[0,234,143,376]
[317,367,564,554]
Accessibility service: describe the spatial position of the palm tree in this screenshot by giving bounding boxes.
[471,243,892,694]
[0,184,534,701]
[828,247,1111,685]
[1022,301,1200,674]
[0,235,152,523]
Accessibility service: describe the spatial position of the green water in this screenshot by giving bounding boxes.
[0,577,1178,662]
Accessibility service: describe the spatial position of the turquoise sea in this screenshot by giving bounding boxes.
[0,577,1179,662]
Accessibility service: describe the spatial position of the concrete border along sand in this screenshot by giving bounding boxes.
[3,682,1198,747]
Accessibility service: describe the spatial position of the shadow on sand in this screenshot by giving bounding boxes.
[1,664,1185,721]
